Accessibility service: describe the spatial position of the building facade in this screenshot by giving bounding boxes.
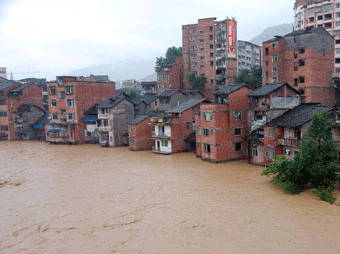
[182,17,238,99]
[156,56,183,93]
[294,0,340,73]
[0,81,43,141]
[128,115,154,151]
[46,76,115,144]
[237,40,261,72]
[263,27,337,106]
[195,85,253,163]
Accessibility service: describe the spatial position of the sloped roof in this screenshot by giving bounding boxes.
[98,97,124,109]
[142,93,157,104]
[158,89,183,98]
[284,27,329,37]
[167,99,209,114]
[215,84,250,95]
[0,80,19,91]
[129,115,149,125]
[248,83,297,97]
[84,104,99,115]
[10,83,33,93]
[266,103,333,128]
[0,77,9,83]
[91,75,110,82]
[31,111,49,127]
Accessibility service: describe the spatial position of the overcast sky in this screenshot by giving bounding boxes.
[0,0,294,80]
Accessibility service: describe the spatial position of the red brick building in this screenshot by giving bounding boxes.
[156,56,183,93]
[0,81,43,140]
[263,27,338,106]
[128,115,154,151]
[151,99,208,154]
[46,76,115,144]
[182,17,238,99]
[195,84,253,163]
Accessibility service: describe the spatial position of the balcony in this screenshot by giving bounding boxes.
[152,146,172,154]
[278,138,302,149]
[151,131,172,139]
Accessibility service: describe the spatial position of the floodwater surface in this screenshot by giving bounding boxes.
[1,141,340,254]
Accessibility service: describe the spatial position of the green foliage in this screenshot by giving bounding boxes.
[155,46,182,72]
[187,72,206,93]
[262,110,340,199]
[311,184,336,204]
[125,88,139,101]
[235,65,262,90]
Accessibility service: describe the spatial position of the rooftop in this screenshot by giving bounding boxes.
[0,80,19,92]
[215,84,250,95]
[248,83,298,97]
[158,89,183,98]
[129,115,149,125]
[167,99,209,114]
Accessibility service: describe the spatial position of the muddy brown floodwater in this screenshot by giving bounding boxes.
[1,142,340,253]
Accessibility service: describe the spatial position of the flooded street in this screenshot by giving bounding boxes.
[1,141,340,253]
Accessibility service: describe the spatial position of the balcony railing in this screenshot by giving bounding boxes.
[152,146,172,154]
[278,138,302,149]
[151,131,171,139]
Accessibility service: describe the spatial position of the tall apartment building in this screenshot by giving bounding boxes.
[182,17,238,99]
[46,76,115,144]
[237,40,261,72]
[156,56,183,93]
[263,27,337,106]
[294,0,340,73]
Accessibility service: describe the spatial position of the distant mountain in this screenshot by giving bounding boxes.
[249,23,294,46]
[140,72,157,81]
[69,58,156,82]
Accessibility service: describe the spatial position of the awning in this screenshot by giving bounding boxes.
[82,117,98,122]
[251,124,264,132]
[33,125,44,129]
[48,129,60,133]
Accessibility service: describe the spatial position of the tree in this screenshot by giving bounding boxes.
[187,72,206,93]
[125,88,139,101]
[155,46,182,72]
[235,65,262,90]
[262,110,340,201]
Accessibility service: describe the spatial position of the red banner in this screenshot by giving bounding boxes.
[227,20,237,58]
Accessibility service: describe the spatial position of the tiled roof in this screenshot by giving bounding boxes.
[142,93,157,104]
[215,84,249,95]
[10,83,32,93]
[167,99,208,113]
[248,83,293,97]
[0,80,19,91]
[84,104,99,115]
[0,77,9,83]
[97,97,124,109]
[266,103,333,128]
[129,115,149,125]
[157,89,182,98]
[91,75,110,82]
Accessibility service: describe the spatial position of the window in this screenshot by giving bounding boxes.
[307,7,314,16]
[163,74,167,79]
[199,31,204,35]
[235,112,242,120]
[299,60,305,66]
[210,61,214,66]
[200,48,204,52]
[192,62,197,67]
[197,127,201,135]
[209,26,213,32]
[189,27,194,34]
[325,22,332,29]
[59,91,65,99]
[324,4,332,13]
[0,110,7,117]
[190,45,197,50]
[265,48,269,56]
[60,109,66,114]
[309,17,314,23]
[298,48,305,54]
[294,78,298,86]
[337,22,340,27]
[272,43,277,50]
[209,35,213,40]
[272,56,277,62]
[266,146,275,161]
[299,76,305,83]
[272,77,277,83]
[265,71,268,79]
[103,119,108,126]
[200,56,204,62]
[50,86,56,95]
[187,122,190,129]
[0,125,8,130]
[161,140,168,147]
[272,66,277,72]
[200,65,205,70]
[252,147,258,156]
[51,113,57,120]
[203,128,209,137]
[0,99,6,105]
[67,99,74,107]
[336,12,340,18]
[203,112,212,121]
[65,86,73,95]
[67,113,75,120]
[235,142,242,152]
[51,99,56,107]
[265,128,275,138]
[235,128,242,136]
[190,36,197,42]
[210,44,213,49]
[158,74,162,80]
[190,53,197,59]
[200,39,204,44]
[265,61,268,67]
[211,129,213,136]
[337,49,340,55]
[129,136,135,144]
[337,3,340,9]
[210,53,214,58]
[204,143,211,153]
[294,62,298,71]
[211,79,214,84]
